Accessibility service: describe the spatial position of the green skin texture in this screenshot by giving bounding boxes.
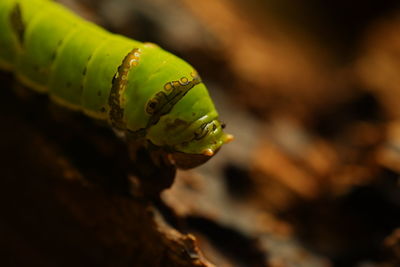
[0,0,229,165]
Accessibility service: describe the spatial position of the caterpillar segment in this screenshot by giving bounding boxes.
[0,0,233,169]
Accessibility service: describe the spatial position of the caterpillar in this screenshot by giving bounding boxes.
[0,0,233,170]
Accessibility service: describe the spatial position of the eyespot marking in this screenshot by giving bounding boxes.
[180,77,189,84]
[146,98,159,115]
[164,83,173,92]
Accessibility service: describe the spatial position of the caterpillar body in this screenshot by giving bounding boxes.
[0,0,232,169]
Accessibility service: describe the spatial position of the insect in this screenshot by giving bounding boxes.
[0,0,233,174]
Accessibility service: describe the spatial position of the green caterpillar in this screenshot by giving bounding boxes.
[0,0,232,169]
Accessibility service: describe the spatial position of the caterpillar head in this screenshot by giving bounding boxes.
[169,118,233,169]
[145,76,233,169]
[123,45,233,169]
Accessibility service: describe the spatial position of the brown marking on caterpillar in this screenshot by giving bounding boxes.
[145,71,202,127]
[79,43,103,102]
[50,39,64,62]
[81,54,93,78]
[164,83,173,92]
[10,3,25,47]
[108,48,141,129]
[193,120,217,141]
[49,28,76,67]
[164,118,189,132]
[180,77,189,84]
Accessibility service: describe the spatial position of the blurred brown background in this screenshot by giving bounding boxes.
[1,0,400,266]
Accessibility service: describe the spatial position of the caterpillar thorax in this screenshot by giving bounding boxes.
[0,0,232,168]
